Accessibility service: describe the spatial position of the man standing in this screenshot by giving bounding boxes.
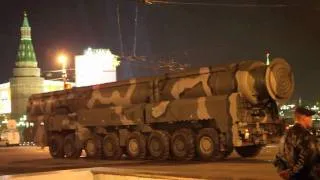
[34,120,46,150]
[274,106,319,179]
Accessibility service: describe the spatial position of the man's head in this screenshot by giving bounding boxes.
[294,106,316,128]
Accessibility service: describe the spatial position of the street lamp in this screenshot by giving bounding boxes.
[57,54,68,89]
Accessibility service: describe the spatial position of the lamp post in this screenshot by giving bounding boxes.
[57,54,68,89]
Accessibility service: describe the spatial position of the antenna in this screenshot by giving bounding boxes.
[265,50,270,65]
[133,2,139,56]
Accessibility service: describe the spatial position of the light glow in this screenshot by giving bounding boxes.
[57,54,68,66]
[75,48,119,87]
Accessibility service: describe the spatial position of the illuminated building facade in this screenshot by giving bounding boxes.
[75,48,120,87]
[0,83,11,115]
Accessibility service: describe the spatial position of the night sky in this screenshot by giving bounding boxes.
[1,0,320,100]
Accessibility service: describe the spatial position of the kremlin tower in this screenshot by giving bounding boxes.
[9,12,44,119]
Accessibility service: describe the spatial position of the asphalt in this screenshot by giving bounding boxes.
[0,145,281,179]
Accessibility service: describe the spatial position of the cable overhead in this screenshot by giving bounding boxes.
[114,0,191,73]
[142,0,289,8]
[116,0,124,56]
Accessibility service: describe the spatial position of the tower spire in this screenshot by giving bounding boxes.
[10,11,43,119]
[265,50,270,65]
[16,11,37,68]
[298,97,302,106]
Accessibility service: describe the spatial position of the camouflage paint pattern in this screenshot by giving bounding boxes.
[87,79,137,108]
[27,58,294,148]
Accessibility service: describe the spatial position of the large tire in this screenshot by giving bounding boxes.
[84,134,103,159]
[171,128,195,161]
[64,134,82,159]
[102,133,123,160]
[49,134,64,158]
[196,128,220,161]
[126,132,146,160]
[147,130,170,160]
[235,145,263,158]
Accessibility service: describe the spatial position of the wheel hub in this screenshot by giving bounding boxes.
[175,138,185,151]
[106,141,113,152]
[151,138,160,151]
[200,136,213,154]
[128,139,139,154]
[86,140,96,154]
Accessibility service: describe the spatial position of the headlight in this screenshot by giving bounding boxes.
[244,129,250,140]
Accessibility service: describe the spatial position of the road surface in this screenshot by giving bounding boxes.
[0,145,281,179]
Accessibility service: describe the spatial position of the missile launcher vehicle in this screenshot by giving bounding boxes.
[27,58,294,160]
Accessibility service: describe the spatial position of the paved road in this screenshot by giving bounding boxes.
[0,145,281,179]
